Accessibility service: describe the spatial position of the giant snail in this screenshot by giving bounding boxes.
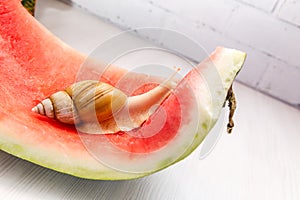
[32,68,180,134]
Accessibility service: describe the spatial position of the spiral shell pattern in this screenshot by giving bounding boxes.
[32,91,77,124]
[32,80,127,126]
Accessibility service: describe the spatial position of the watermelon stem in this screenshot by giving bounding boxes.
[226,85,236,134]
[21,0,36,16]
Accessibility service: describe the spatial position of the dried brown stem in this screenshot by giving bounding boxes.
[226,85,236,134]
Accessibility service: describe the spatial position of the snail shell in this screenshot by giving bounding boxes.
[32,80,127,127]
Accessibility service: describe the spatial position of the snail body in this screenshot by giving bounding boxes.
[32,69,179,134]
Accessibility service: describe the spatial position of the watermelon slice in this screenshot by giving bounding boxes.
[0,0,246,180]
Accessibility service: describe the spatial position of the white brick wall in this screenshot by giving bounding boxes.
[61,0,300,108]
[277,0,300,26]
[236,0,278,11]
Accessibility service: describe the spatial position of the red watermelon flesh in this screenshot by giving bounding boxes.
[0,0,246,179]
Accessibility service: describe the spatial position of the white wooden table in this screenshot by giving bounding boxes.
[0,0,299,199]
